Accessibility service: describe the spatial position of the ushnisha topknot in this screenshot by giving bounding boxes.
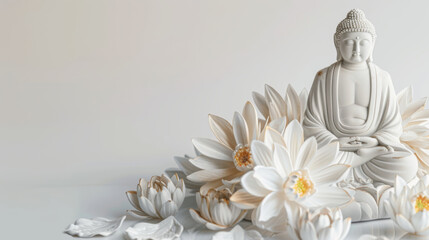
[334,9,376,47]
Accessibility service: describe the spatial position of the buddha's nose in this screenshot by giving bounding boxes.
[353,42,360,55]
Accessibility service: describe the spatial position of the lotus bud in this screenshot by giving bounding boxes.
[189,187,247,230]
[126,173,185,219]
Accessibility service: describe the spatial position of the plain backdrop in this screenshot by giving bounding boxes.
[1,0,429,188]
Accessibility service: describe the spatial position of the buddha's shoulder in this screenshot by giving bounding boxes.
[314,66,330,79]
[372,64,393,81]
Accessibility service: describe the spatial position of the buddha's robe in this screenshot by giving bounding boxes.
[303,61,418,186]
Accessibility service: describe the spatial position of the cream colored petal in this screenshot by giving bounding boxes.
[265,84,287,118]
[253,166,284,191]
[395,175,408,198]
[127,210,148,219]
[273,143,293,178]
[397,86,412,113]
[268,117,287,135]
[190,156,234,170]
[252,91,269,119]
[139,197,159,218]
[311,164,350,186]
[174,156,200,175]
[299,221,317,240]
[251,140,273,167]
[339,218,351,240]
[284,120,304,165]
[307,186,351,208]
[295,137,317,169]
[396,214,415,233]
[331,218,343,239]
[243,101,259,141]
[154,188,171,212]
[411,211,429,233]
[211,201,233,226]
[307,142,339,172]
[206,222,228,231]
[230,189,264,209]
[172,188,184,208]
[318,226,334,240]
[259,191,285,222]
[299,89,308,122]
[189,209,209,224]
[200,180,224,195]
[403,98,427,120]
[201,197,212,221]
[314,214,330,232]
[192,138,234,161]
[233,112,249,146]
[159,201,178,219]
[187,168,237,183]
[264,127,286,149]
[285,84,301,123]
[209,114,236,149]
[241,171,271,197]
[126,191,142,211]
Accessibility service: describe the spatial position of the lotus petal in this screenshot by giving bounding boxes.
[212,225,264,240]
[192,138,234,161]
[243,101,259,141]
[259,191,285,221]
[125,216,183,240]
[251,141,273,167]
[253,166,283,191]
[190,156,234,170]
[252,91,269,119]
[64,216,126,237]
[209,114,236,149]
[310,164,350,186]
[230,189,263,209]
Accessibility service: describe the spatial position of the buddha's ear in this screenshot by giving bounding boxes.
[334,35,342,61]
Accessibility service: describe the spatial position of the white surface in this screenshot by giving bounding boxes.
[0,184,417,239]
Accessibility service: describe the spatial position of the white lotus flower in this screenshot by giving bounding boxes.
[252,84,307,125]
[279,206,351,240]
[126,174,185,219]
[212,225,263,240]
[188,101,286,194]
[384,175,429,236]
[397,86,429,174]
[189,187,247,230]
[230,120,351,230]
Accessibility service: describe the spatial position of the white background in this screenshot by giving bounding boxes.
[1,1,429,239]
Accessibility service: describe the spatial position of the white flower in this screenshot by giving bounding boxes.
[187,101,286,194]
[189,187,247,230]
[280,206,351,240]
[397,86,429,173]
[231,120,351,230]
[384,175,429,236]
[252,84,307,125]
[212,225,264,240]
[126,174,185,219]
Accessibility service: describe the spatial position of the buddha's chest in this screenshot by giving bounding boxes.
[338,69,371,107]
[337,68,371,125]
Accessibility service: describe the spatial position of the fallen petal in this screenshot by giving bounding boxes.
[64,215,126,237]
[125,216,183,240]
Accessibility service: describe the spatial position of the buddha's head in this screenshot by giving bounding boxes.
[334,9,377,64]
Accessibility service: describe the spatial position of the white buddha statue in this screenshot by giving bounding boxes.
[303,9,418,187]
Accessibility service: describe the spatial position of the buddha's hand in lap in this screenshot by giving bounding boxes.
[352,145,394,167]
[339,136,378,151]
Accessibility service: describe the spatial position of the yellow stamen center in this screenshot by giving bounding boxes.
[234,146,253,168]
[415,195,429,213]
[293,177,311,197]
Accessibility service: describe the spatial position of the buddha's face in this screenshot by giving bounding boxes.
[338,32,373,64]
